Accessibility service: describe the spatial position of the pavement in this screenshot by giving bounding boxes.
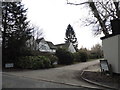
[3,59,116,89]
[81,63,119,90]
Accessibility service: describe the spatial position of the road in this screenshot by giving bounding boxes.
[2,73,97,89]
[3,60,101,89]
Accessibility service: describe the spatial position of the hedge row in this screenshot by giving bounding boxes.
[73,51,88,62]
[55,48,74,65]
[15,48,91,69]
[55,48,88,65]
[16,55,58,69]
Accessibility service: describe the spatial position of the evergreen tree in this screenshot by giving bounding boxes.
[2,2,32,66]
[65,24,78,51]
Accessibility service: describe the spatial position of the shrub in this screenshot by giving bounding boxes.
[73,51,88,62]
[79,51,88,62]
[73,52,81,62]
[32,56,44,69]
[16,56,52,69]
[88,52,104,59]
[48,55,58,66]
[88,53,97,59]
[16,56,33,69]
[42,57,51,68]
[55,48,74,65]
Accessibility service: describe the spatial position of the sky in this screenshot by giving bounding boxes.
[22,0,103,49]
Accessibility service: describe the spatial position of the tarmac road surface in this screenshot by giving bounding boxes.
[2,73,98,89]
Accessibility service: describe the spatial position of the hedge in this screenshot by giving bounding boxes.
[16,56,55,69]
[55,48,74,65]
[74,51,88,62]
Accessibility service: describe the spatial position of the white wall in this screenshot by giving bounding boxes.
[0,46,1,71]
[38,42,50,52]
[102,35,120,73]
[68,43,76,53]
[119,35,120,73]
[0,46,2,90]
[38,39,55,53]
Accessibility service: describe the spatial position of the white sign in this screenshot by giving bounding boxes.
[53,61,57,65]
[5,63,14,68]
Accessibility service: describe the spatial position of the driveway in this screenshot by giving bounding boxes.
[3,59,104,89]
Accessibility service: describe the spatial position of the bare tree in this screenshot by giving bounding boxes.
[67,0,120,36]
[28,24,44,50]
[31,24,43,40]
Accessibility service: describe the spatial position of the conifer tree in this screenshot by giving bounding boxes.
[65,24,78,51]
[2,2,32,65]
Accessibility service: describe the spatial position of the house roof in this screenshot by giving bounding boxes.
[35,38,56,49]
[55,43,70,49]
[46,41,57,49]
[36,37,44,43]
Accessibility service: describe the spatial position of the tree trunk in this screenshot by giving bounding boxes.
[2,5,7,66]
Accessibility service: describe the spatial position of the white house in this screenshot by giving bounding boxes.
[101,34,120,74]
[101,19,120,74]
[35,38,56,53]
[26,37,76,53]
[46,41,57,53]
[55,42,76,53]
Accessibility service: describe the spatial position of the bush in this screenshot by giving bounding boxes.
[79,51,88,62]
[32,56,44,69]
[55,48,74,65]
[88,52,104,59]
[73,51,88,62]
[16,56,52,69]
[16,56,32,69]
[42,57,51,68]
[73,52,81,62]
[88,53,98,59]
[48,55,58,66]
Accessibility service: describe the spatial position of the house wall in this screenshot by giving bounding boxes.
[0,46,1,90]
[37,39,55,53]
[68,43,76,53]
[102,35,120,73]
[119,35,120,73]
[50,49,56,53]
[27,38,55,53]
[38,39,51,52]
[0,46,1,71]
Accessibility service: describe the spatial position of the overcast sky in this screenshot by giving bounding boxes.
[22,0,103,49]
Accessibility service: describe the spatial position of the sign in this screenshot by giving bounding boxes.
[53,61,57,65]
[5,63,14,68]
[100,60,109,72]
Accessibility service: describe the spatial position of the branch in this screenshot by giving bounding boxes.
[67,0,89,5]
